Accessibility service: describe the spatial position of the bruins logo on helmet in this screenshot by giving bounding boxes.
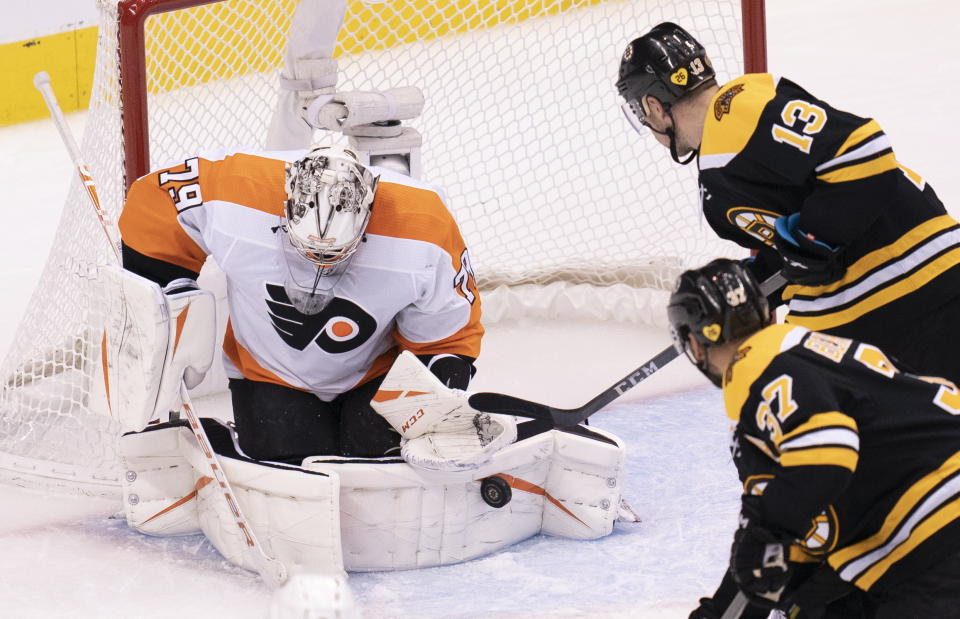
[622,43,633,62]
[670,68,689,86]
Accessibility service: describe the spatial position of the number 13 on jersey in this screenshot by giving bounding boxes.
[771,100,828,154]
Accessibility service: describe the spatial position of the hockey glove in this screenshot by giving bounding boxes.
[418,354,476,390]
[773,213,845,286]
[689,569,775,619]
[730,518,793,605]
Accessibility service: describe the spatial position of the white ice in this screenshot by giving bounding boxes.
[1,1,958,617]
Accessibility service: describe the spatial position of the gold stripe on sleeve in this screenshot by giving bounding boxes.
[832,119,884,158]
[780,446,859,472]
[816,152,898,184]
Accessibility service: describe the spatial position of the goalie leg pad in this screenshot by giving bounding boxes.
[541,427,627,540]
[179,419,345,576]
[305,430,555,571]
[301,425,630,570]
[119,421,201,536]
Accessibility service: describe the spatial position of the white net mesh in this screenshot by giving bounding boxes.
[0,0,749,495]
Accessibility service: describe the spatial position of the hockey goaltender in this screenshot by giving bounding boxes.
[100,144,638,611]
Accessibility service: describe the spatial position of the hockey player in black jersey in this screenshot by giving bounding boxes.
[668,258,960,619]
[617,23,960,384]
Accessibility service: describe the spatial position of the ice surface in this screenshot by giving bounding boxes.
[0,388,736,618]
[1,0,959,617]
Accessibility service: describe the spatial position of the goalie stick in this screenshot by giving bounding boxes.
[467,271,786,427]
[33,72,121,264]
[33,72,287,587]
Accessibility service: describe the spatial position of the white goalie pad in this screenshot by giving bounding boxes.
[100,266,216,433]
[119,422,201,537]
[123,418,630,573]
[178,419,345,577]
[541,427,627,540]
[371,351,517,471]
[304,422,629,570]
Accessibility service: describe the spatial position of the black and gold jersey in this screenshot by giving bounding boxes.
[699,74,960,351]
[724,322,960,592]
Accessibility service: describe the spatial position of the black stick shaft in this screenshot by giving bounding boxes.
[468,271,785,426]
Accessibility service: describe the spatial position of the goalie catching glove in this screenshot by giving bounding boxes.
[371,351,516,472]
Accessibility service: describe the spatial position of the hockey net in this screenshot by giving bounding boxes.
[0,0,763,496]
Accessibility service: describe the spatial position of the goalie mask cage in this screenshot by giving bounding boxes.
[0,0,766,497]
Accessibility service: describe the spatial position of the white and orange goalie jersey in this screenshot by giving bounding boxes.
[118,150,482,400]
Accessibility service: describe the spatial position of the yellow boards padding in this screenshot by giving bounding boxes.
[0,27,97,126]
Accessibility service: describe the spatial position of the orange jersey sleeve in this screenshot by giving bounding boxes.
[119,153,287,274]
[368,180,483,358]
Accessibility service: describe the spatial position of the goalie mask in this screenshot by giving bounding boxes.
[284,146,378,267]
[280,147,378,314]
[667,259,768,386]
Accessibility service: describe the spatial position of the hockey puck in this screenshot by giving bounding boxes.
[480,475,512,508]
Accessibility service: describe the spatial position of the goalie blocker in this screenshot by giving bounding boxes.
[119,352,635,573]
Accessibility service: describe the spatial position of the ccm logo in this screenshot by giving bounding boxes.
[614,363,658,395]
[401,409,425,433]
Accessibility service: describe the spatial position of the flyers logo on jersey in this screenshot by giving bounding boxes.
[670,68,689,86]
[264,283,377,353]
[714,83,745,120]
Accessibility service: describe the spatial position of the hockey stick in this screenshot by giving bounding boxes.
[33,72,121,264]
[33,71,287,587]
[468,271,786,427]
[720,591,749,619]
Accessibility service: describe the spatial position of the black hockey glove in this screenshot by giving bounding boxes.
[773,213,845,286]
[730,517,793,606]
[778,563,865,619]
[689,569,772,619]
[417,354,476,390]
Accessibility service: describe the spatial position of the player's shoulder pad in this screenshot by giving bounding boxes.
[366,169,459,245]
[723,323,808,420]
[700,73,780,170]
[371,167,450,204]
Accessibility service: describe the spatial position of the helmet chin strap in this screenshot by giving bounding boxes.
[666,109,697,165]
[644,111,697,165]
[695,345,724,388]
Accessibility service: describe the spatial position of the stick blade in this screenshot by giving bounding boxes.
[468,392,573,426]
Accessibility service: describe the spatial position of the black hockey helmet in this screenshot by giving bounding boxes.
[616,22,716,132]
[667,259,768,381]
